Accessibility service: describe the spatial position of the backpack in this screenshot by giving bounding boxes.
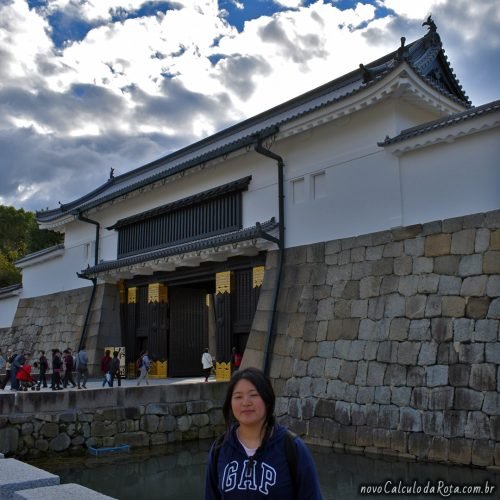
[210,429,297,492]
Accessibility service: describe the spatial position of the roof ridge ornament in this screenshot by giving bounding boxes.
[422,15,437,33]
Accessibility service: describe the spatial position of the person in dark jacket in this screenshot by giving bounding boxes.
[205,367,322,499]
[36,350,48,389]
[62,349,77,388]
[109,351,121,387]
[51,349,63,390]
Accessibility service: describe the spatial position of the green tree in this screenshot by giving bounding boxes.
[0,205,63,287]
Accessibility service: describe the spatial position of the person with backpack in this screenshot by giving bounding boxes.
[205,367,322,499]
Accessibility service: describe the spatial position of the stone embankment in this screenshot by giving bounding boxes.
[0,383,227,459]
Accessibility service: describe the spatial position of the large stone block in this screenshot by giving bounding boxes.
[464,412,491,440]
[484,251,500,274]
[483,392,500,416]
[469,364,496,391]
[434,255,459,275]
[448,364,470,387]
[422,411,444,435]
[417,342,437,365]
[406,295,426,319]
[448,438,472,464]
[367,361,386,386]
[451,229,475,255]
[391,387,411,407]
[458,254,483,277]
[467,298,490,319]
[0,428,18,455]
[441,296,466,317]
[428,387,454,410]
[410,387,430,410]
[438,276,462,295]
[379,405,400,429]
[443,410,467,438]
[471,439,494,467]
[397,342,420,365]
[399,408,422,432]
[408,433,431,458]
[454,388,483,410]
[426,365,448,387]
[457,343,484,364]
[431,318,453,343]
[425,234,451,257]
[428,436,449,462]
[383,364,406,387]
[461,275,488,297]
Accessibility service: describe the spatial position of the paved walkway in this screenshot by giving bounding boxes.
[4,374,217,393]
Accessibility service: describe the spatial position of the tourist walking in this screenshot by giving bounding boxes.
[101,349,112,387]
[201,348,213,382]
[36,350,48,389]
[136,350,151,386]
[1,349,13,389]
[231,347,242,372]
[75,345,89,389]
[205,367,322,499]
[62,349,77,388]
[109,351,121,387]
[51,349,63,390]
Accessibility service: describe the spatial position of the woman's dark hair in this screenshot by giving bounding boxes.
[222,367,276,431]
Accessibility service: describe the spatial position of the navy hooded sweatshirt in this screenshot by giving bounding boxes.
[205,424,322,499]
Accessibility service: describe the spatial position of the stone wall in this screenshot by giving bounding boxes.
[0,283,121,376]
[245,209,500,467]
[0,383,227,459]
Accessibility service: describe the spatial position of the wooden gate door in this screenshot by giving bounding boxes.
[169,286,208,377]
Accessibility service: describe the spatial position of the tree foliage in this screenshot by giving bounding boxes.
[0,205,63,287]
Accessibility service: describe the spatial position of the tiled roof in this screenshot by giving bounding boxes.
[0,283,22,297]
[15,244,65,266]
[80,218,278,276]
[38,25,469,223]
[378,100,500,147]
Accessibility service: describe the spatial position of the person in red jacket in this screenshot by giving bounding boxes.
[101,349,112,387]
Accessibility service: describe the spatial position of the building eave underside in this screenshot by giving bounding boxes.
[82,219,278,282]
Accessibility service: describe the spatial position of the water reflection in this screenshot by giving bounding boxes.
[29,440,499,499]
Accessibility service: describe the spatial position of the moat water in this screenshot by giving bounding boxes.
[29,440,499,499]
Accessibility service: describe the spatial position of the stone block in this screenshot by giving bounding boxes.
[408,433,431,458]
[428,436,449,462]
[334,401,351,425]
[397,342,420,365]
[471,439,494,467]
[449,364,470,387]
[438,275,462,295]
[422,411,444,435]
[413,256,433,274]
[390,430,407,453]
[406,295,426,319]
[359,319,390,341]
[487,276,500,297]
[394,255,412,276]
[457,343,484,364]
[484,251,500,274]
[453,318,473,342]
[380,276,399,295]
[356,426,374,447]
[377,341,397,363]
[417,342,437,365]
[490,416,500,440]
[426,365,448,387]
[0,428,18,456]
[448,438,472,464]
[374,386,391,404]
[391,387,411,407]
[404,236,425,256]
[483,392,500,416]
[339,361,357,384]
[488,299,500,319]
[434,255,459,275]
[485,343,500,364]
[367,361,386,386]
[0,459,59,499]
[384,294,405,317]
[459,254,483,277]
[425,295,441,317]
[399,408,422,432]
[441,296,466,317]
[451,229,475,255]
[467,298,490,319]
[373,428,391,449]
[379,405,400,429]
[355,361,368,385]
[364,341,378,360]
[407,366,425,387]
[428,387,454,410]
[454,388,483,410]
[443,410,467,438]
[357,387,375,404]
[475,228,490,252]
[425,233,451,257]
[461,275,488,297]
[408,319,431,341]
[384,364,406,386]
[465,412,491,440]
[418,274,440,294]
[431,318,453,343]
[389,317,409,340]
[324,358,341,378]
[469,364,496,391]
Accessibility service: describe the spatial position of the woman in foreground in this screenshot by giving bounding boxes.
[205,367,322,499]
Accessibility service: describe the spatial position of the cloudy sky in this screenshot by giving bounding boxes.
[1,0,499,213]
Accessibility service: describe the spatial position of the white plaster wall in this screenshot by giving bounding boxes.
[0,295,20,328]
[400,127,500,226]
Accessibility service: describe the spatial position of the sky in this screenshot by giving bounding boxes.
[1,0,499,213]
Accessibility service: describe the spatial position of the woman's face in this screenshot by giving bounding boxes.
[231,378,267,428]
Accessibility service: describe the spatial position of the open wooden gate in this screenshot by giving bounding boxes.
[168,286,208,377]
